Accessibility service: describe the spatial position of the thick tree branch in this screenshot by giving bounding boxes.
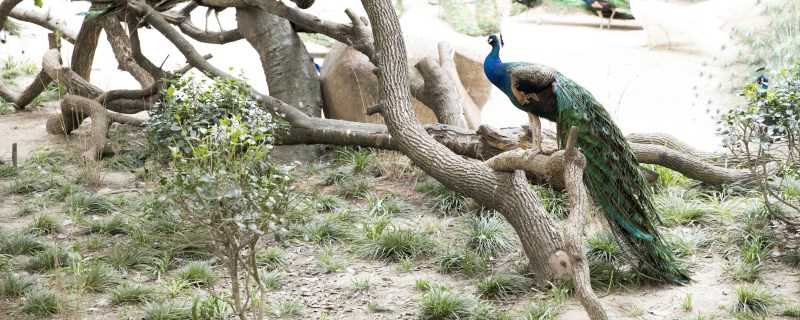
[160,5,244,44]
[409,42,468,128]
[8,6,77,43]
[0,0,23,34]
[562,127,608,320]
[100,15,155,87]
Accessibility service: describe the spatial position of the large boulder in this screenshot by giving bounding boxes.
[320,25,492,128]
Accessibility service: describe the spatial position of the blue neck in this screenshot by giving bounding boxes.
[484,44,510,93]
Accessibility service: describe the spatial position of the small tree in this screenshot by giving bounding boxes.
[718,64,800,221]
[153,77,294,320]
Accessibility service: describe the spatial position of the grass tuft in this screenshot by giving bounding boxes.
[476,273,531,299]
[519,302,560,320]
[655,188,710,226]
[0,232,45,255]
[435,250,487,277]
[270,299,304,317]
[26,246,75,272]
[178,262,217,288]
[783,304,800,318]
[586,233,621,263]
[111,283,158,305]
[733,285,773,316]
[316,247,345,273]
[66,191,117,216]
[29,215,62,235]
[0,273,34,298]
[255,247,287,271]
[21,288,63,317]
[261,271,282,290]
[417,180,469,216]
[142,301,192,320]
[358,226,435,262]
[418,286,472,320]
[74,262,119,293]
[87,215,129,235]
[465,214,512,257]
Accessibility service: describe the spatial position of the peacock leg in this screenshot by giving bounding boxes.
[528,113,542,153]
[595,11,604,29]
[608,9,617,29]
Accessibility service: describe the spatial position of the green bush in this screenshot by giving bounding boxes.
[146,76,283,158]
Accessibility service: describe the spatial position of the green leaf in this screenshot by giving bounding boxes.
[34,0,43,8]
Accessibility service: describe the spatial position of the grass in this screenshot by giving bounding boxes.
[191,294,229,320]
[0,232,45,255]
[585,233,621,263]
[519,302,560,320]
[29,215,62,235]
[476,273,531,299]
[304,213,353,244]
[644,164,691,189]
[337,177,370,199]
[682,293,693,312]
[365,193,404,216]
[142,301,192,320]
[261,271,282,290]
[418,286,472,320]
[255,247,286,271]
[334,146,376,174]
[655,188,710,226]
[9,171,62,194]
[88,215,129,235]
[66,191,117,215]
[352,277,371,293]
[74,262,119,293]
[178,262,217,288]
[733,285,773,316]
[0,254,10,271]
[531,185,569,218]
[316,247,345,273]
[783,305,800,318]
[105,243,152,271]
[21,288,63,317]
[415,279,433,292]
[358,226,435,261]
[0,273,34,298]
[435,250,487,277]
[417,180,469,216]
[26,246,75,272]
[110,283,158,305]
[465,214,512,257]
[1,56,37,81]
[0,164,16,177]
[733,1,800,74]
[316,194,341,212]
[271,299,304,317]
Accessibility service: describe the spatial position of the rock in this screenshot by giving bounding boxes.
[320,25,491,129]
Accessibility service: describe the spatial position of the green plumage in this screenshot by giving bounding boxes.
[553,73,689,284]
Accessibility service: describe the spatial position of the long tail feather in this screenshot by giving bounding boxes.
[554,73,690,284]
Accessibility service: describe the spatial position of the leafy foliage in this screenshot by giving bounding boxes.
[146,76,282,159]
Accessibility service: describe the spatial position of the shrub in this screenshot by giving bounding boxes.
[155,77,294,317]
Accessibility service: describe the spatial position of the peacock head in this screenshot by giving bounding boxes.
[487,34,504,49]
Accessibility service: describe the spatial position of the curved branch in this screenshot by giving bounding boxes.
[9,6,77,43]
[0,0,23,34]
[161,7,244,44]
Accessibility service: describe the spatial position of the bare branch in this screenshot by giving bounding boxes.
[9,6,77,43]
[160,8,244,44]
[100,15,155,87]
[0,0,23,34]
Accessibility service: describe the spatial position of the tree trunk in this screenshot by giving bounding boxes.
[236,7,322,161]
[70,13,102,81]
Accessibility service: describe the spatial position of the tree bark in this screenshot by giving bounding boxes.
[360,0,567,283]
[70,13,102,81]
[0,0,23,34]
[236,6,323,160]
[9,6,77,43]
[408,42,469,128]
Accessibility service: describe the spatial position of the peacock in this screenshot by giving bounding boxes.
[582,0,635,29]
[483,34,689,284]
